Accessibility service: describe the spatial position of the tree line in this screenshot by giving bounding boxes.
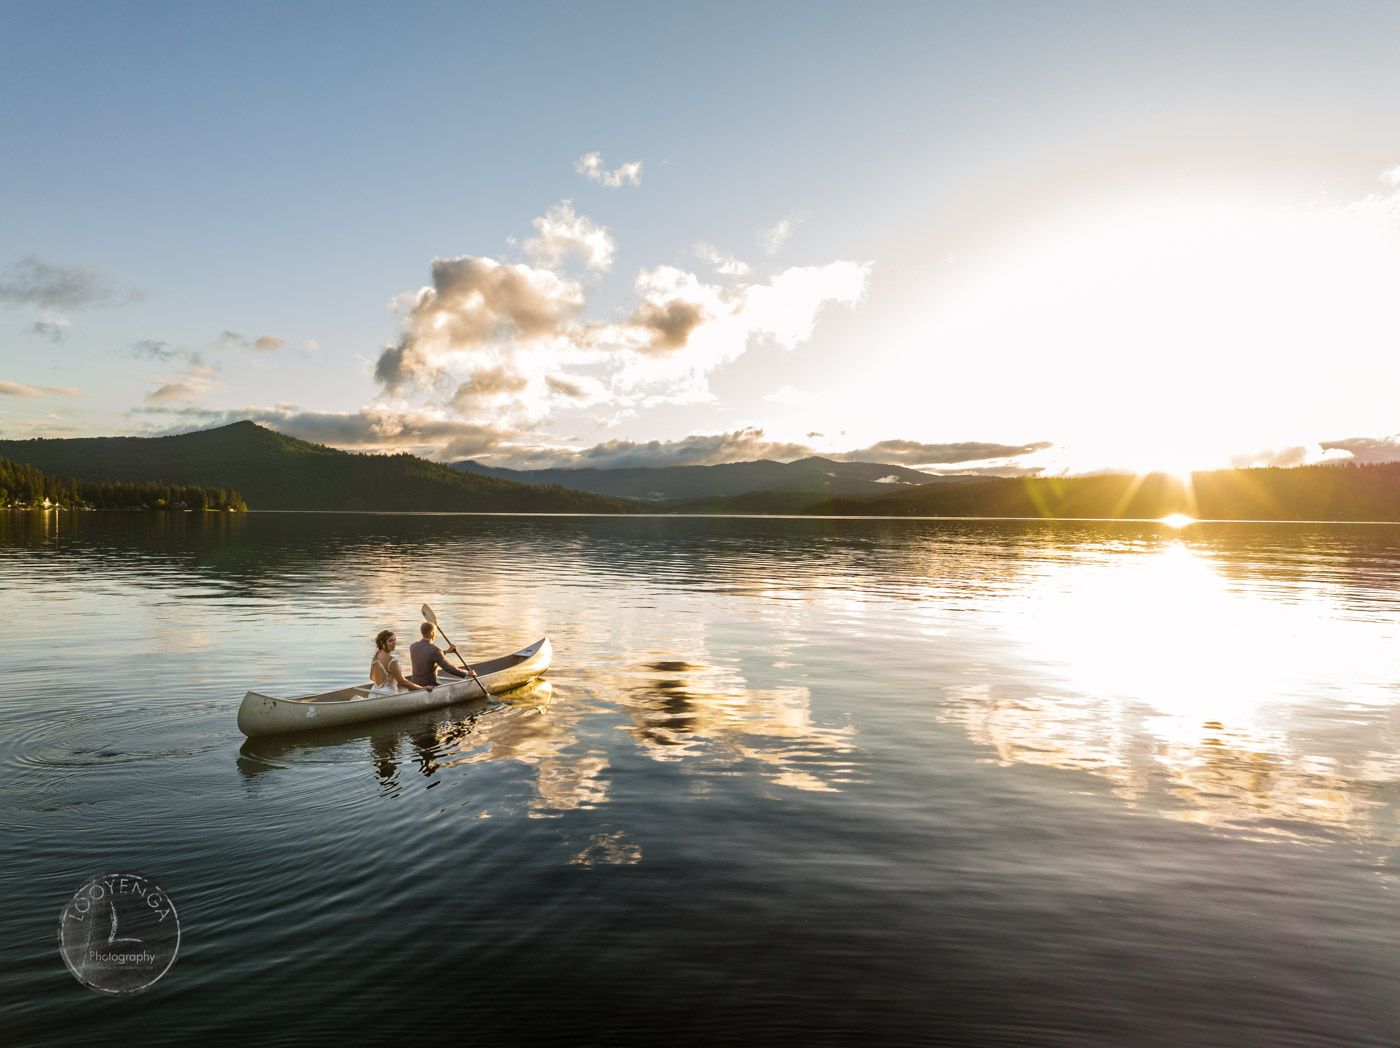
[817,460,1400,522]
[0,457,246,511]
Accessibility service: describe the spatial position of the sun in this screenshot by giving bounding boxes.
[1159,513,1196,528]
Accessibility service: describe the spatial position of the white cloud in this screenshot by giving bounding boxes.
[693,242,751,276]
[1382,165,1400,189]
[524,201,616,272]
[375,255,587,393]
[759,215,803,255]
[592,260,871,409]
[1318,436,1400,464]
[575,151,642,188]
[762,385,813,406]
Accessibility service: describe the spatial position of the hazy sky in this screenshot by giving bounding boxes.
[4,1,1400,474]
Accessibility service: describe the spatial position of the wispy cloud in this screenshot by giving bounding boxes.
[575,151,642,188]
[762,385,812,406]
[693,243,751,276]
[491,426,816,470]
[524,201,616,272]
[836,439,1054,466]
[144,363,218,404]
[29,311,72,343]
[0,254,138,310]
[759,215,803,255]
[219,330,286,352]
[0,380,81,398]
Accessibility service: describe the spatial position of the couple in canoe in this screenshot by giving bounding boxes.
[369,621,478,695]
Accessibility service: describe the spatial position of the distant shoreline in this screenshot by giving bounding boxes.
[11,507,1400,526]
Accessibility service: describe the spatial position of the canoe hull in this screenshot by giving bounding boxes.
[237,637,551,737]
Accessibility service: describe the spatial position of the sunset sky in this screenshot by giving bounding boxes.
[4,1,1400,475]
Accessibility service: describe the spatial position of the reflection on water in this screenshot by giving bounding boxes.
[5,512,1400,1046]
[621,658,859,793]
[939,538,1400,845]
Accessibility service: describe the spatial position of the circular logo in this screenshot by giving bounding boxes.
[58,872,180,995]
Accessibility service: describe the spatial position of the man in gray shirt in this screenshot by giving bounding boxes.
[408,621,477,688]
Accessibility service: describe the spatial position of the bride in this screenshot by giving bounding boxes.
[369,630,426,696]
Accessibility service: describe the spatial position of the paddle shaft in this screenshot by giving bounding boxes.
[434,624,492,701]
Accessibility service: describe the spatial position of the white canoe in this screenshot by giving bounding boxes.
[237,637,552,738]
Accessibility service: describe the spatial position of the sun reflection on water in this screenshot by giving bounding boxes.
[941,537,1400,844]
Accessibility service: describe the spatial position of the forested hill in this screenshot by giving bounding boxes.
[0,456,245,510]
[451,456,963,500]
[808,462,1400,521]
[0,422,634,513]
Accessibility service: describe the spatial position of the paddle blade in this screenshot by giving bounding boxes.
[420,603,439,626]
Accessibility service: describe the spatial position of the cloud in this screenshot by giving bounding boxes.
[524,201,615,272]
[1318,436,1400,464]
[140,403,519,461]
[368,212,870,446]
[1228,446,1311,468]
[375,255,586,392]
[836,439,1054,465]
[506,427,817,470]
[936,464,1045,478]
[219,330,285,352]
[762,385,813,406]
[144,363,218,404]
[131,339,178,361]
[30,311,72,342]
[693,243,751,276]
[145,382,202,404]
[450,363,531,413]
[545,374,587,399]
[759,215,803,255]
[606,260,872,399]
[629,297,707,355]
[0,380,81,398]
[1383,166,1400,189]
[575,151,642,188]
[0,255,136,310]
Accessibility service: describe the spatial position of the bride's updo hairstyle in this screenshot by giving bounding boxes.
[375,630,395,652]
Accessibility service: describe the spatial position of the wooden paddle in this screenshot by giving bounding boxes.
[421,603,492,702]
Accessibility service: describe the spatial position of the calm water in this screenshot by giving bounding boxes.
[2,512,1398,1046]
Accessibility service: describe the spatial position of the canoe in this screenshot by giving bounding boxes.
[237,637,552,738]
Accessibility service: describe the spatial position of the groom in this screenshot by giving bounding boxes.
[409,621,478,689]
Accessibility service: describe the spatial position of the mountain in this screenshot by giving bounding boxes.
[0,422,634,512]
[450,456,971,501]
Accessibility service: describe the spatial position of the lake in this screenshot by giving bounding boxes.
[2,511,1398,1046]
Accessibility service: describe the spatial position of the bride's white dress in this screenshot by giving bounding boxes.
[369,656,407,697]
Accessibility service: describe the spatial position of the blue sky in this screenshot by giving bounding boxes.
[4,1,1400,473]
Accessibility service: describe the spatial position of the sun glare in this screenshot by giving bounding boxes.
[1159,513,1195,528]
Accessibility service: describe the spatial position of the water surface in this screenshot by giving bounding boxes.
[2,512,1398,1045]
